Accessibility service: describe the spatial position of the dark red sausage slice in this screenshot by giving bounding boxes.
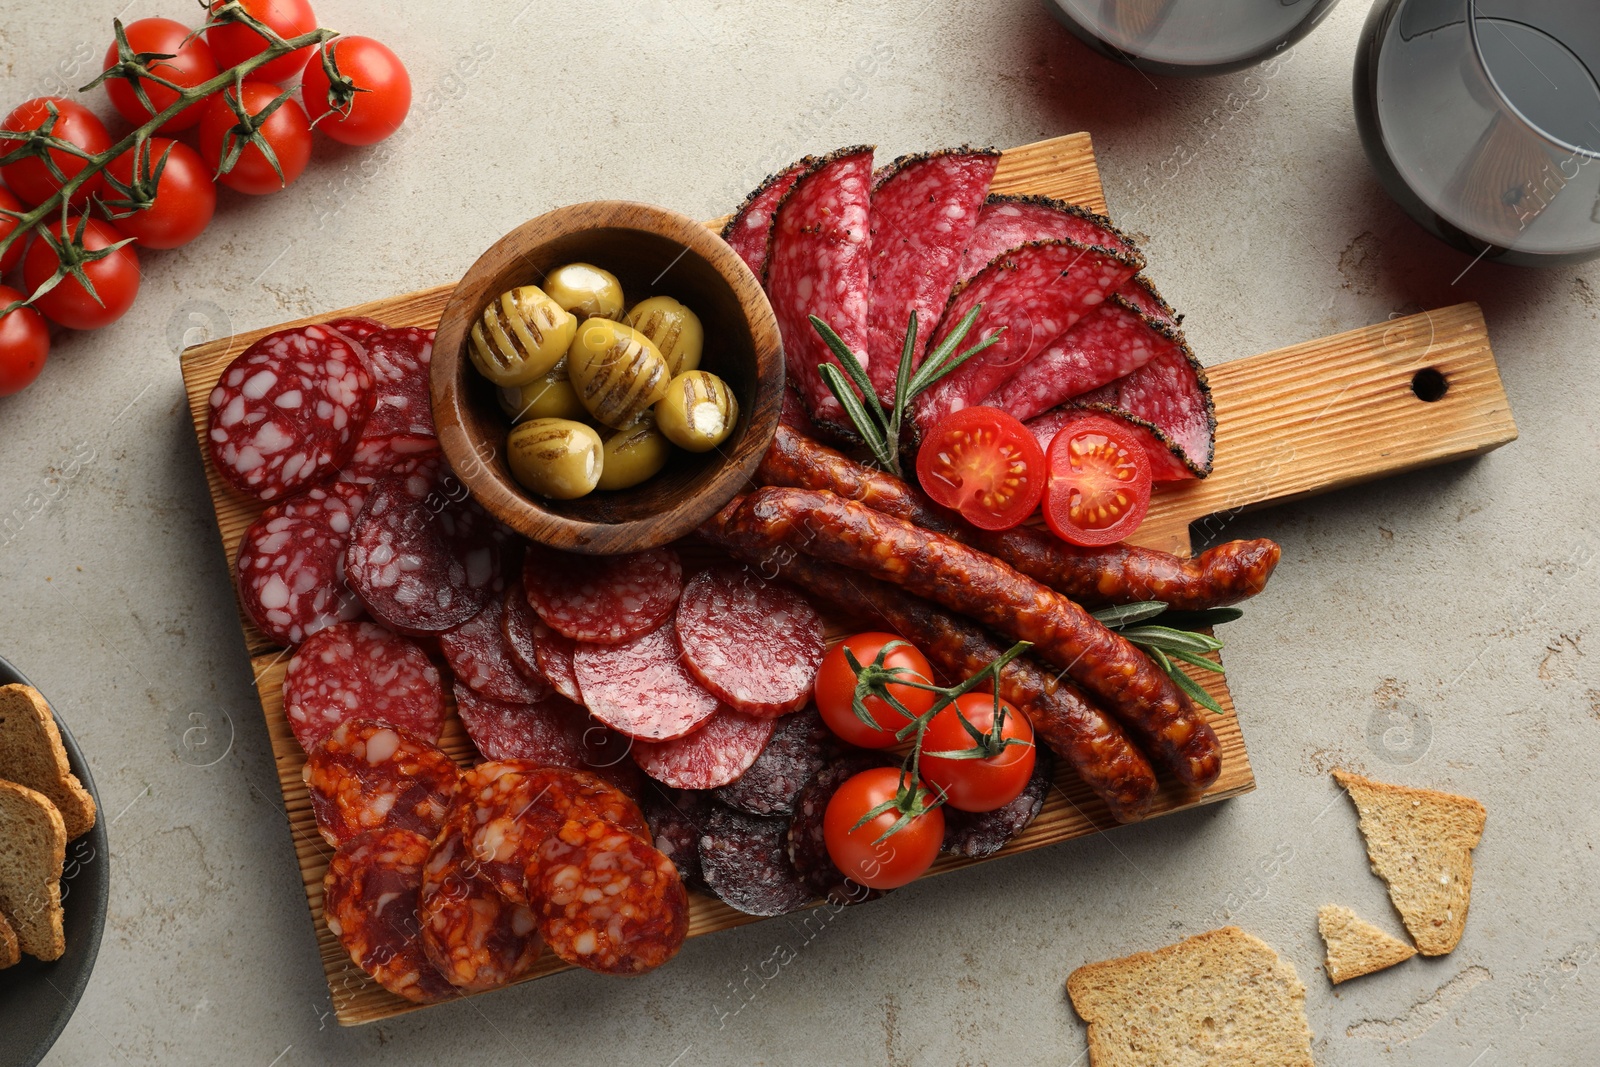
[236,480,367,647]
[441,588,549,703]
[359,327,435,438]
[337,432,440,486]
[630,707,776,790]
[420,821,543,992]
[940,747,1054,859]
[304,718,460,848]
[573,621,721,742]
[522,545,682,645]
[640,786,712,894]
[785,753,891,904]
[284,620,445,751]
[323,828,457,1004]
[675,566,825,718]
[698,806,813,917]
[712,707,840,817]
[501,585,582,701]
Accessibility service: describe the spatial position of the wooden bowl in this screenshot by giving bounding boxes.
[432,201,783,554]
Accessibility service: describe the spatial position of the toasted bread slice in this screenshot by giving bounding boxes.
[1067,926,1314,1067]
[0,780,67,961]
[0,909,18,969]
[0,684,96,840]
[1318,904,1416,983]
[1333,769,1485,956]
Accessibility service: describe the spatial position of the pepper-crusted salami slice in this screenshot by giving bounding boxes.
[502,586,582,701]
[323,828,456,1004]
[763,145,874,436]
[326,316,385,343]
[574,621,721,742]
[304,719,460,847]
[865,149,998,403]
[345,475,501,634]
[699,807,812,916]
[630,707,776,790]
[522,545,682,645]
[911,240,1143,441]
[721,158,810,279]
[959,195,1138,281]
[441,588,549,703]
[1117,276,1179,329]
[641,786,712,893]
[284,621,445,751]
[236,480,367,647]
[940,748,1054,858]
[786,753,891,903]
[531,819,688,976]
[420,821,543,993]
[713,707,840,816]
[675,567,825,718]
[1065,337,1216,479]
[208,324,374,501]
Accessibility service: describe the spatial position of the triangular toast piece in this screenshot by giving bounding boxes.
[0,684,96,839]
[0,780,67,961]
[1318,904,1417,983]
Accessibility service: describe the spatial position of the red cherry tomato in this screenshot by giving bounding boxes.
[300,36,411,146]
[814,632,937,749]
[0,98,112,208]
[0,184,24,272]
[22,217,140,331]
[199,81,312,195]
[206,0,319,84]
[823,767,945,890]
[0,287,50,397]
[915,405,1047,531]
[919,692,1036,813]
[103,139,217,250]
[1041,412,1152,547]
[102,17,220,133]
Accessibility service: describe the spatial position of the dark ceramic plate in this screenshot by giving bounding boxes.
[0,655,109,1067]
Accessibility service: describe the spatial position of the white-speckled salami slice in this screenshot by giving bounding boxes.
[522,545,682,645]
[207,324,374,501]
[284,620,445,751]
[721,158,810,279]
[675,567,825,718]
[441,587,550,703]
[304,719,460,848]
[698,807,812,917]
[501,584,582,701]
[452,683,585,765]
[958,194,1139,281]
[630,707,776,790]
[337,431,441,485]
[420,821,543,992]
[360,327,436,438]
[323,828,457,1004]
[712,707,840,816]
[325,316,385,343]
[236,480,367,647]
[573,621,720,742]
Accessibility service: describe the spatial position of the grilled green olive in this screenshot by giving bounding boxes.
[497,361,587,423]
[654,370,739,452]
[543,262,624,321]
[506,418,603,500]
[469,285,576,386]
[624,296,703,376]
[596,418,672,491]
[566,318,670,429]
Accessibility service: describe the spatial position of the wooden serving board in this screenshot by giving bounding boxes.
[179,133,1517,1026]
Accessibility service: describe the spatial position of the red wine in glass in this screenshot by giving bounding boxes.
[1355,0,1600,265]
[1045,0,1343,77]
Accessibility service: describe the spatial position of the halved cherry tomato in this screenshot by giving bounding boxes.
[919,692,1036,813]
[103,139,217,250]
[915,406,1047,531]
[21,217,140,331]
[300,36,410,146]
[823,767,945,890]
[0,98,112,208]
[814,632,937,749]
[0,185,24,272]
[1042,412,1152,547]
[206,0,319,85]
[0,287,50,397]
[103,17,220,132]
[199,80,312,195]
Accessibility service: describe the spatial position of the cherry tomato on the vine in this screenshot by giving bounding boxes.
[916,405,1047,531]
[206,0,319,85]
[199,80,312,195]
[814,632,937,749]
[1041,412,1152,547]
[823,767,944,890]
[919,691,1036,813]
[103,139,217,250]
[0,184,24,272]
[21,217,140,331]
[0,98,112,208]
[300,36,410,146]
[0,287,50,397]
[103,17,220,133]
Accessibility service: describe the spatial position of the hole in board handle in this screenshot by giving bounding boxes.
[1411,367,1448,402]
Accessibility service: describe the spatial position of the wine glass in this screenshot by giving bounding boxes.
[1044,0,1344,77]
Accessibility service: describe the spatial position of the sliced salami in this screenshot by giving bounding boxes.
[675,567,825,717]
[721,158,810,279]
[502,586,582,701]
[785,753,892,904]
[713,707,840,817]
[1071,336,1215,478]
[359,327,436,439]
[207,324,374,501]
[640,786,712,893]
[574,621,721,741]
[763,145,874,436]
[345,475,501,634]
[420,821,543,992]
[337,432,441,485]
[323,828,456,1004]
[284,620,445,751]
[325,315,386,343]
[778,382,817,435]
[522,545,682,645]
[1118,276,1179,329]
[236,479,367,647]
[304,719,460,848]
[630,707,776,790]
[865,148,998,403]
[941,748,1054,859]
[699,806,812,917]
[441,588,549,703]
[452,682,584,765]
[910,240,1143,441]
[531,819,688,976]
[958,194,1138,281]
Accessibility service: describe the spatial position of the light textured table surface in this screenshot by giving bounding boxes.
[3,1,1596,1063]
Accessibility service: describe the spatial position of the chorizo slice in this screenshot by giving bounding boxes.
[322,828,456,1004]
[304,719,459,847]
[420,822,543,993]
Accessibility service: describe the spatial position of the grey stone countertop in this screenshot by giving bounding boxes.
[2,1,1595,1064]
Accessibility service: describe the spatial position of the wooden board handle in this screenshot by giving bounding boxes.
[1137,302,1517,554]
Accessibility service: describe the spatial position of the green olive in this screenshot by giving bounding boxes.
[566,318,671,429]
[654,370,739,452]
[497,361,587,422]
[624,296,703,376]
[506,418,603,500]
[469,285,576,386]
[543,262,625,321]
[596,418,672,491]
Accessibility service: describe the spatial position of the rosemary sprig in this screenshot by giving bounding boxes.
[1092,601,1240,714]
